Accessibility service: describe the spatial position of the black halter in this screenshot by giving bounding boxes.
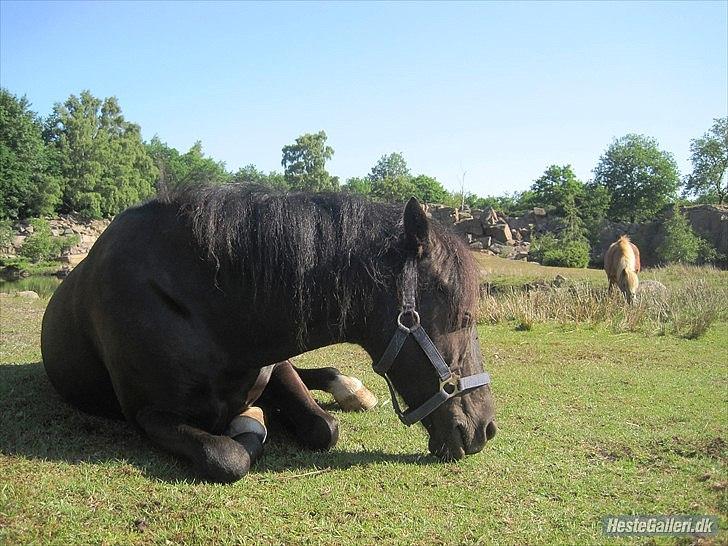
[373,259,492,426]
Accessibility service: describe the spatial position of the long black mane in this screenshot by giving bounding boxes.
[165,184,479,346]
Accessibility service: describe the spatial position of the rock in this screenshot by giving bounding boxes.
[638,280,668,296]
[454,218,484,236]
[17,290,40,299]
[487,223,513,244]
[481,208,499,226]
[683,204,728,258]
[430,206,456,225]
[533,207,546,217]
[469,241,484,250]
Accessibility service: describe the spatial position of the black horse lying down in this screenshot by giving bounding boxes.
[41,186,496,482]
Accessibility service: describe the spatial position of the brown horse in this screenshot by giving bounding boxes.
[604,235,640,303]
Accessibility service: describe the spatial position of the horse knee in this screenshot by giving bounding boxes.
[198,432,260,483]
[303,413,340,451]
[137,409,263,483]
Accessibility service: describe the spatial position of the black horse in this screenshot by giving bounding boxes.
[41,185,496,482]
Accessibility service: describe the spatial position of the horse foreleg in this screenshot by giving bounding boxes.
[136,408,263,483]
[259,361,340,451]
[294,365,377,412]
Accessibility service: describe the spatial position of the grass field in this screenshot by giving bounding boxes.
[1,258,726,545]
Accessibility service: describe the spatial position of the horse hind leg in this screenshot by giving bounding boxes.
[294,365,377,412]
[136,408,264,483]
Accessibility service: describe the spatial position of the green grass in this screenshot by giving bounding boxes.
[1,278,726,544]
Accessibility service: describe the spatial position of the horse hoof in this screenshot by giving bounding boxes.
[333,377,378,412]
[226,407,267,443]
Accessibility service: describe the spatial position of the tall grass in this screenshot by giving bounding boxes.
[479,277,727,339]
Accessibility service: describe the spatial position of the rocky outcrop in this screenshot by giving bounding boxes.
[428,202,728,266]
[426,204,533,260]
[593,205,728,266]
[1,215,111,276]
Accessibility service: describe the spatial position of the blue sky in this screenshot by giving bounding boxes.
[1,1,726,196]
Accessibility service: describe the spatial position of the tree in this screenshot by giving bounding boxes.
[45,91,158,218]
[368,153,410,182]
[147,137,229,192]
[593,134,679,223]
[657,205,717,264]
[370,175,417,202]
[531,165,583,216]
[231,164,288,189]
[281,130,337,191]
[342,177,372,196]
[684,117,728,204]
[411,174,448,203]
[369,153,407,201]
[0,89,61,219]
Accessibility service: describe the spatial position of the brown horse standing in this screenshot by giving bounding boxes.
[604,235,641,303]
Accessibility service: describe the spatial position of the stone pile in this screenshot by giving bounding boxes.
[2,215,111,274]
[426,204,548,261]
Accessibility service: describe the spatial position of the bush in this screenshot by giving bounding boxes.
[530,234,590,268]
[0,219,14,250]
[19,218,56,262]
[18,218,79,263]
[657,205,719,265]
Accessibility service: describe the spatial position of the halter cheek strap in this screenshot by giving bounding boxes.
[372,260,492,426]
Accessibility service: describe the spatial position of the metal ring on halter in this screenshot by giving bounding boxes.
[396,309,420,332]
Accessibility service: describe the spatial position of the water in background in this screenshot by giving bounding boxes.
[0,276,62,298]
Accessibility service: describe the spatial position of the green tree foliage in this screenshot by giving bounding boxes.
[44,91,158,218]
[683,117,728,204]
[281,131,337,191]
[231,164,287,189]
[368,152,410,182]
[342,177,372,196]
[411,174,448,203]
[371,175,417,202]
[594,134,680,223]
[0,89,61,220]
[657,205,718,264]
[147,137,229,192]
[531,165,583,216]
[368,153,415,202]
[529,165,609,244]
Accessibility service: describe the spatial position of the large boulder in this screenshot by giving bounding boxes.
[486,222,513,244]
[453,218,484,236]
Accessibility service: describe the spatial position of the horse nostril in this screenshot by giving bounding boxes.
[485,420,497,440]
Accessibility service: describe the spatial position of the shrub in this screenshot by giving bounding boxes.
[657,205,719,265]
[19,218,56,262]
[531,233,590,268]
[0,219,14,250]
[18,218,79,263]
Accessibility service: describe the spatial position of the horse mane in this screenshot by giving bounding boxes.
[164,183,479,346]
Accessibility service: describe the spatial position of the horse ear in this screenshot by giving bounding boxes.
[403,196,429,255]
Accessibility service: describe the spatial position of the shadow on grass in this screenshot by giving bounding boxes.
[0,362,438,483]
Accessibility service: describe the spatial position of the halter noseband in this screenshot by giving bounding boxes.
[373,259,492,426]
